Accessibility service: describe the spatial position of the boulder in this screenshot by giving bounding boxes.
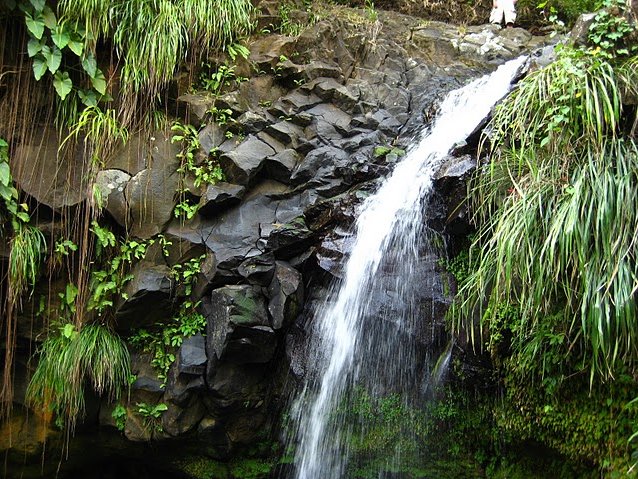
[267,261,304,329]
[219,135,275,184]
[116,264,174,332]
[238,253,276,286]
[95,169,131,228]
[198,182,246,217]
[12,127,88,208]
[125,132,181,238]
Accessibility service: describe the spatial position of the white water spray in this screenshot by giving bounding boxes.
[291,57,528,479]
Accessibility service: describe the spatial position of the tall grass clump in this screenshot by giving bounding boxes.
[58,0,255,103]
[26,324,131,430]
[451,45,638,382]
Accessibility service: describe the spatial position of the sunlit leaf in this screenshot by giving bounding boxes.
[53,71,73,100]
[81,54,97,78]
[52,26,70,49]
[32,54,47,80]
[25,12,45,39]
[90,69,107,95]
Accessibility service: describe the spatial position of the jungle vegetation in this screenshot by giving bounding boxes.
[450,0,638,473]
[0,0,636,475]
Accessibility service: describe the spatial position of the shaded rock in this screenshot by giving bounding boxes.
[237,110,272,134]
[161,397,206,437]
[290,145,349,185]
[164,367,206,407]
[95,169,130,227]
[125,133,181,238]
[305,103,352,131]
[219,135,275,184]
[198,182,246,217]
[238,253,276,286]
[205,362,270,404]
[307,77,360,110]
[435,154,476,180]
[276,90,323,113]
[299,61,343,81]
[130,354,165,394]
[116,264,174,332]
[570,13,597,47]
[192,250,218,299]
[265,121,306,147]
[106,133,151,175]
[266,217,315,259]
[268,261,304,329]
[178,334,207,375]
[203,285,274,365]
[176,94,215,124]
[199,123,227,154]
[12,127,88,208]
[263,149,301,183]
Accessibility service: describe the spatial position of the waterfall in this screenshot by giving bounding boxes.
[289,56,528,479]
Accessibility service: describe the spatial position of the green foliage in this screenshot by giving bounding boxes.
[88,227,152,316]
[530,0,597,25]
[63,106,129,165]
[129,255,207,383]
[58,0,255,100]
[136,401,167,434]
[229,459,274,479]
[588,0,637,59]
[8,223,46,301]
[16,0,108,107]
[111,403,127,431]
[453,45,638,381]
[26,323,131,430]
[171,122,224,219]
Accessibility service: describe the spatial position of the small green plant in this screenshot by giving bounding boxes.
[111,403,127,431]
[587,0,636,59]
[129,255,207,383]
[27,323,131,431]
[136,402,168,434]
[171,121,224,219]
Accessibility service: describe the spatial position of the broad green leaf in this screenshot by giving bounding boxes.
[53,71,73,100]
[16,211,30,222]
[42,5,56,29]
[0,139,7,148]
[62,323,75,339]
[90,69,107,95]
[81,54,97,77]
[32,54,47,80]
[43,45,62,73]
[27,38,44,57]
[0,162,10,186]
[29,0,45,11]
[25,12,45,39]
[78,89,98,107]
[67,37,84,56]
[51,26,70,49]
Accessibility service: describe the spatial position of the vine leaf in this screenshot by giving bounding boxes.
[78,89,98,107]
[42,45,62,74]
[68,36,84,56]
[27,38,44,57]
[42,5,56,29]
[52,26,70,50]
[81,54,97,78]
[32,54,47,80]
[91,69,107,95]
[29,0,45,11]
[25,12,45,39]
[53,71,73,100]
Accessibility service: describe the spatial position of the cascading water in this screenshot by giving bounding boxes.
[289,56,528,479]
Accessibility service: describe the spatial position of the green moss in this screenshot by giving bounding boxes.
[172,456,229,479]
[229,458,274,479]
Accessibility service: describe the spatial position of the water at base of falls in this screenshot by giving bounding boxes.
[288,56,529,479]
